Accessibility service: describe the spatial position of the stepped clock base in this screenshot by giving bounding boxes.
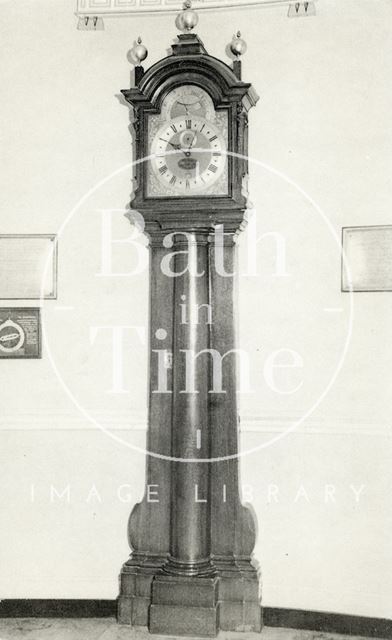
[118,555,262,634]
[150,574,219,637]
[150,604,218,637]
[215,558,262,633]
[117,553,166,626]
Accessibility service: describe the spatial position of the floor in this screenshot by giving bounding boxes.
[0,620,381,640]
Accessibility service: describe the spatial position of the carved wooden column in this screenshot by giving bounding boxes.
[167,232,213,575]
[149,230,218,636]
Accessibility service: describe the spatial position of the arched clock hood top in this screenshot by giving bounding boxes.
[121,33,259,113]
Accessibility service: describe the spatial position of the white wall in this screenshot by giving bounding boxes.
[0,0,391,619]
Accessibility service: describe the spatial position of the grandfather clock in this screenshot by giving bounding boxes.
[118,3,260,636]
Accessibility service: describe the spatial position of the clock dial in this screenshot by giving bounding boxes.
[162,85,215,121]
[150,115,226,195]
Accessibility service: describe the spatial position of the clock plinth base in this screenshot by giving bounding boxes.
[218,574,263,633]
[215,560,262,632]
[118,595,150,627]
[150,604,218,637]
[150,574,219,637]
[118,557,262,634]
[219,601,262,633]
[117,554,167,626]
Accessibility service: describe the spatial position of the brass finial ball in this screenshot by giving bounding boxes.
[179,0,199,32]
[133,36,148,65]
[230,31,247,57]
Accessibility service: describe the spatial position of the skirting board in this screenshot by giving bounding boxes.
[0,602,390,638]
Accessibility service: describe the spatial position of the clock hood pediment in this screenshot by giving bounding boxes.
[121,33,258,114]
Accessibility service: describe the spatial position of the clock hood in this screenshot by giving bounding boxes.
[120,24,259,225]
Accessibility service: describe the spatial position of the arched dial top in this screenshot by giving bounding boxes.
[161,85,215,121]
[147,84,229,198]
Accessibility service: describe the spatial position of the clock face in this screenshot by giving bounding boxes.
[147,85,229,198]
[150,115,226,194]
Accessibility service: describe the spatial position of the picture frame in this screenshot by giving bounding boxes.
[342,225,392,292]
[0,234,57,300]
[0,307,41,359]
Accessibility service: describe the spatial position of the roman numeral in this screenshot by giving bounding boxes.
[170,124,177,133]
[186,119,192,129]
[209,135,217,142]
[208,164,217,173]
[200,124,205,133]
[185,179,190,189]
[213,151,221,156]
[170,175,177,186]
[159,165,168,175]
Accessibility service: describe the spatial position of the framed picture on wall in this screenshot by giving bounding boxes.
[342,225,392,292]
[0,308,41,358]
[0,234,57,299]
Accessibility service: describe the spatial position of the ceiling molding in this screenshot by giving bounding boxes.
[76,0,318,17]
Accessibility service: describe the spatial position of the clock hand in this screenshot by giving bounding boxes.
[164,139,190,157]
[165,139,182,150]
[173,141,191,157]
[159,137,182,151]
[177,101,190,115]
[162,132,197,158]
[167,140,192,157]
[187,132,197,150]
[179,132,197,158]
[177,100,202,114]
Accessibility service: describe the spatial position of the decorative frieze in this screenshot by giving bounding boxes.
[76,0,317,16]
